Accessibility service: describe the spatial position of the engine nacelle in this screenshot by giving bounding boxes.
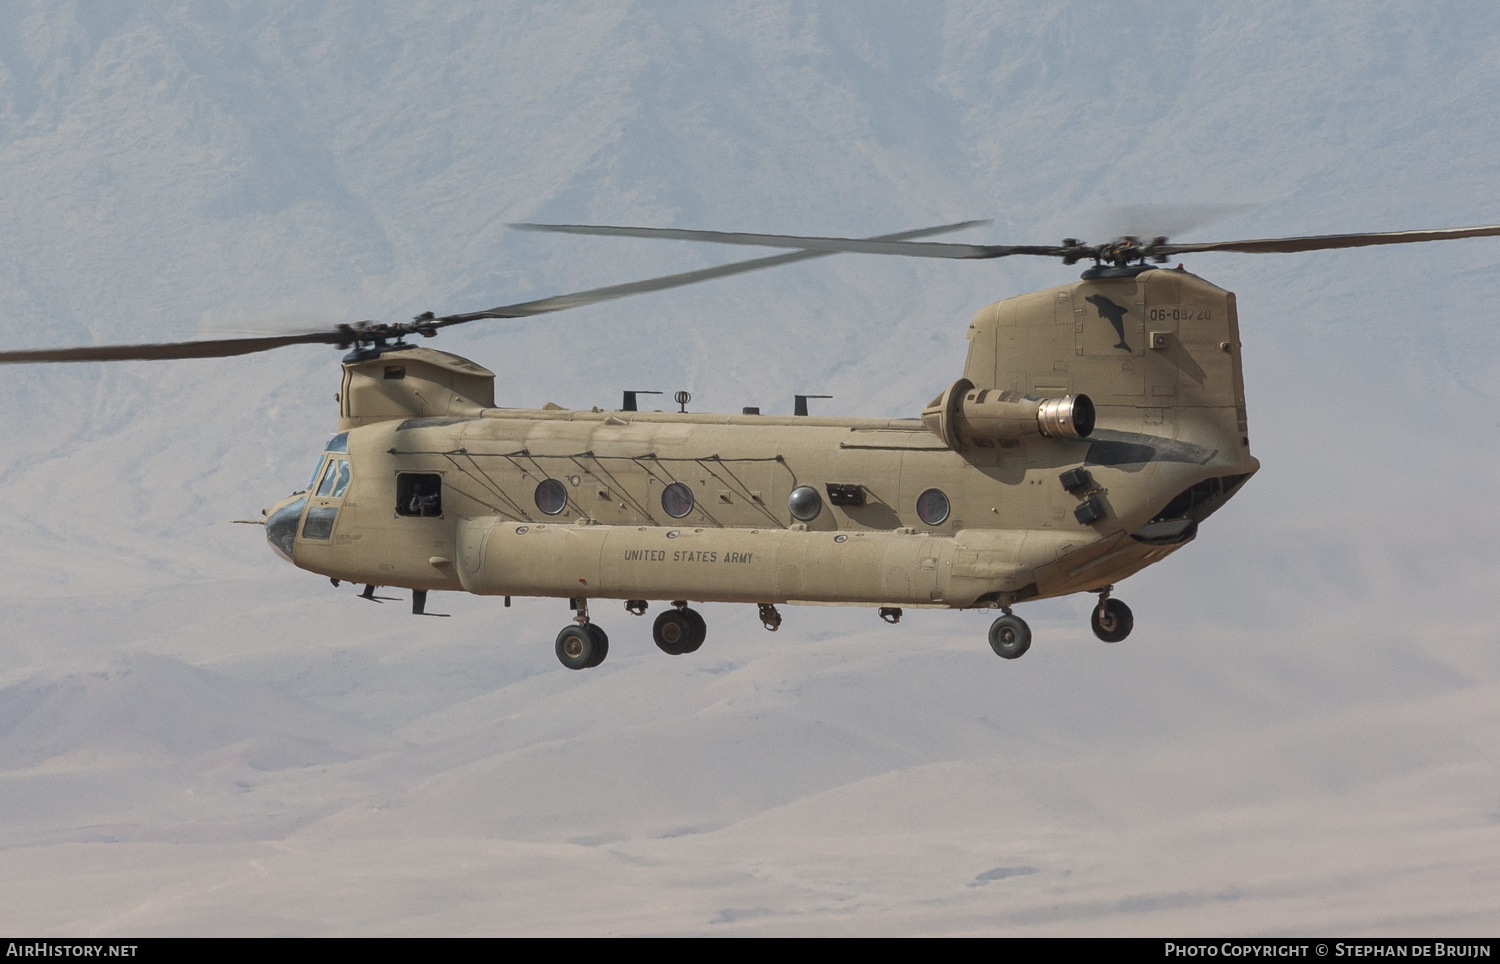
[922,378,1094,450]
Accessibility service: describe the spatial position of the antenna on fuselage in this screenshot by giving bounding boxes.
[794,394,832,417]
[622,390,662,412]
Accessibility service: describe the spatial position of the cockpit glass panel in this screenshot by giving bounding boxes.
[266,497,306,561]
[316,458,350,498]
[302,505,338,541]
[305,457,325,492]
[316,462,338,497]
[330,460,351,498]
[325,432,349,454]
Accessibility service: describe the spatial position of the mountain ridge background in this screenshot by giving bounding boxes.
[0,0,1496,935]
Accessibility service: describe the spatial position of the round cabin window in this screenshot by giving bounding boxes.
[661,481,695,519]
[915,488,951,526]
[788,485,823,522]
[534,478,568,515]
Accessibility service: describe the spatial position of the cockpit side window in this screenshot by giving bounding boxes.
[330,460,351,498]
[317,459,351,498]
[304,436,352,493]
[302,457,351,542]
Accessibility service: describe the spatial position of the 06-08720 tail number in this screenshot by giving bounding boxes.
[1148,307,1213,321]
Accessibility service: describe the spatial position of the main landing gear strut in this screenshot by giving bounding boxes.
[987,607,1032,660]
[555,597,609,670]
[551,598,715,669]
[1090,587,1133,643]
[984,587,1134,660]
[652,600,707,656]
[549,592,1137,669]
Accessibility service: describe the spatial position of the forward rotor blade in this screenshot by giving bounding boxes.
[506,221,1039,262]
[0,331,343,365]
[438,220,994,325]
[1157,224,1500,256]
[1,221,988,364]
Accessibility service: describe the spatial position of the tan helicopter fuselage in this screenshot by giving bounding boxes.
[266,265,1258,612]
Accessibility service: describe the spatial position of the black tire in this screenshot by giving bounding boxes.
[585,624,609,667]
[555,624,598,670]
[988,614,1032,659]
[682,607,707,653]
[653,610,691,655]
[1091,598,1133,643]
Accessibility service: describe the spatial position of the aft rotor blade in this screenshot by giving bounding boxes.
[0,330,343,365]
[505,220,1048,262]
[437,220,994,325]
[1157,224,1500,256]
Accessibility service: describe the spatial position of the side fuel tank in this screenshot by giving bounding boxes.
[456,518,1094,608]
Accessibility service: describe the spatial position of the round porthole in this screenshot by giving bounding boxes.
[788,485,823,522]
[916,488,951,526]
[661,482,695,519]
[534,478,568,515]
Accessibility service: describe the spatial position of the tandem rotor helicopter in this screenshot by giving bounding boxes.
[5,218,1499,668]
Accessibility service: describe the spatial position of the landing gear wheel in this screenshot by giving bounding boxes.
[682,607,706,653]
[556,624,604,670]
[653,610,692,655]
[988,614,1031,659]
[585,624,609,667]
[1091,598,1133,643]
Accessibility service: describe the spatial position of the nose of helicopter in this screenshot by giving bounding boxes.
[264,493,308,564]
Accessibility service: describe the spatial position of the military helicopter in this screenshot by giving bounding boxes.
[5,219,1499,669]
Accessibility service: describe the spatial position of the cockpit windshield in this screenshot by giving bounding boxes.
[304,458,324,492]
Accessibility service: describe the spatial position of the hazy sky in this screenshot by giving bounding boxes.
[0,0,1497,935]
